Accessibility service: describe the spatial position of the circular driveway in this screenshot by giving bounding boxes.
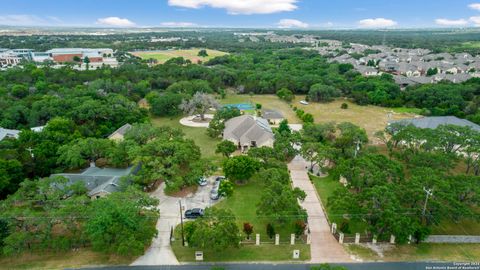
[179,114,213,128]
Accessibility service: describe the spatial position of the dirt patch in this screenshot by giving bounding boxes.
[168,185,198,197]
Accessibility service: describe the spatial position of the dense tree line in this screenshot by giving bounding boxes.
[0,179,158,256]
[301,121,480,243]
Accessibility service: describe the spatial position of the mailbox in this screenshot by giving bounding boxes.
[195,251,203,261]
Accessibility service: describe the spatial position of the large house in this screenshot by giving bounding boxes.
[223,115,274,151]
[52,165,139,199]
[388,116,480,132]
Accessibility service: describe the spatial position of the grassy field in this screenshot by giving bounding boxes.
[292,97,415,140]
[310,174,367,236]
[0,249,130,270]
[220,94,300,124]
[347,243,480,262]
[131,49,227,64]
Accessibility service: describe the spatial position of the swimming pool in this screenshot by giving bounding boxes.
[223,103,254,110]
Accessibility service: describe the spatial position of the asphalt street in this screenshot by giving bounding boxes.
[70,262,476,270]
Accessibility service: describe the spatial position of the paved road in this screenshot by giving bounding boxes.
[288,155,351,263]
[131,180,218,266]
[74,262,464,270]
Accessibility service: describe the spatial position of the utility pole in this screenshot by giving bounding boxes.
[354,140,361,158]
[26,147,34,158]
[179,200,185,246]
[422,187,434,217]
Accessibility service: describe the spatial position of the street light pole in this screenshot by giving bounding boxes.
[179,200,185,246]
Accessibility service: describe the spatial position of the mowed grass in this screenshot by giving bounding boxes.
[0,249,131,270]
[171,240,310,262]
[131,49,227,64]
[220,94,300,124]
[348,243,480,262]
[292,97,415,140]
[215,178,300,240]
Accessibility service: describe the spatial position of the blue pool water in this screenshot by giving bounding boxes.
[223,103,254,110]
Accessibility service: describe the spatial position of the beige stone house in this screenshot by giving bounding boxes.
[223,115,274,151]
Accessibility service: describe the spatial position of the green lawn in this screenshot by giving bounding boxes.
[131,49,227,64]
[215,177,300,239]
[391,107,424,115]
[171,241,310,262]
[347,243,480,262]
[310,174,367,236]
[150,116,224,165]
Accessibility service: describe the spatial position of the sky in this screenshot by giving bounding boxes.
[2,0,480,29]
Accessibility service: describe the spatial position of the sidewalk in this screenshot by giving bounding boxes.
[288,155,351,263]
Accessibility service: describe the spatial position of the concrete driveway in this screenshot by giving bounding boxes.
[288,155,351,263]
[131,177,220,266]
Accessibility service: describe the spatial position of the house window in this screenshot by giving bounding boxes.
[251,141,257,147]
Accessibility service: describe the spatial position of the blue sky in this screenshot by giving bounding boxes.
[2,0,480,28]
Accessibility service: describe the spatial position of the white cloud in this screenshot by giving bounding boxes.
[168,0,298,15]
[358,18,397,28]
[160,21,197,27]
[470,16,480,26]
[435,18,468,26]
[469,3,480,10]
[277,19,308,28]
[0,14,61,26]
[96,17,136,27]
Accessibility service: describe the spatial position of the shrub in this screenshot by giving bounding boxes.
[266,223,276,239]
[341,103,348,109]
[294,220,306,237]
[243,222,254,239]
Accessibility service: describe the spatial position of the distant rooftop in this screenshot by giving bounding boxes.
[389,116,480,131]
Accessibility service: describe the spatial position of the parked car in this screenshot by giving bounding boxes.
[184,208,204,219]
[198,176,208,186]
[210,186,220,200]
[300,100,309,105]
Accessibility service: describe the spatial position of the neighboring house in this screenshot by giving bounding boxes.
[52,165,139,199]
[262,109,284,125]
[223,115,274,151]
[356,65,379,76]
[388,116,480,132]
[0,127,20,141]
[108,123,132,141]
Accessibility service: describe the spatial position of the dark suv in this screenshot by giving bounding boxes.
[184,208,204,219]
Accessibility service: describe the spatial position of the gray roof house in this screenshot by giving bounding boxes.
[223,115,274,150]
[388,116,480,132]
[0,127,20,141]
[262,109,284,124]
[52,166,138,199]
